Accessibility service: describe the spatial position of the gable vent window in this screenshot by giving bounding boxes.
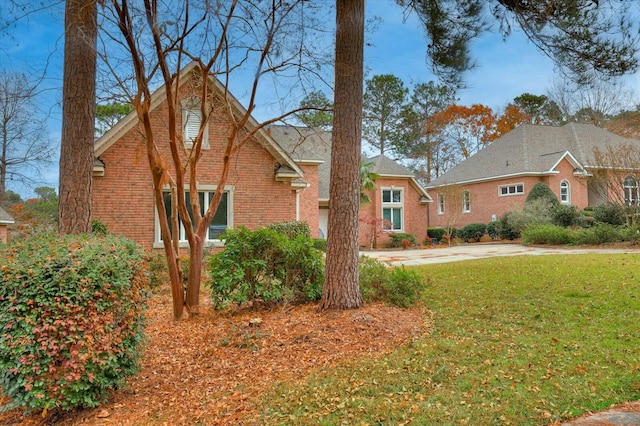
[181,98,209,149]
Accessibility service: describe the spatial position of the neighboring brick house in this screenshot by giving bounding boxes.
[0,206,14,243]
[92,65,431,250]
[427,122,640,229]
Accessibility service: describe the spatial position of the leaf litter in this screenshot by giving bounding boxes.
[0,288,427,425]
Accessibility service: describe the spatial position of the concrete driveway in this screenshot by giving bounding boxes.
[362,243,640,266]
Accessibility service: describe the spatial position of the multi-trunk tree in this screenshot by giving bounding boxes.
[101,0,330,319]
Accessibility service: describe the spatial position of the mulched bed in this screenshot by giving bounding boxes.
[0,289,428,425]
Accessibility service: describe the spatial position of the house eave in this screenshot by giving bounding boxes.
[427,171,556,189]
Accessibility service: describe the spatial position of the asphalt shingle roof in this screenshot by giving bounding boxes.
[268,125,425,199]
[427,122,640,188]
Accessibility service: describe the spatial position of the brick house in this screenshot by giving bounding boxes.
[0,206,14,243]
[427,122,640,228]
[272,126,431,247]
[92,65,430,250]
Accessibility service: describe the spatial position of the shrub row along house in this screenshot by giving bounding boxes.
[92,64,430,249]
[427,122,640,229]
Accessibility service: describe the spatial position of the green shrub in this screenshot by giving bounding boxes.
[525,182,559,206]
[358,256,423,308]
[206,226,324,308]
[500,198,556,240]
[522,224,574,245]
[498,213,521,240]
[593,203,626,226]
[551,204,580,227]
[312,238,327,252]
[384,267,423,308]
[389,233,416,248]
[458,223,487,242]
[426,227,447,241]
[267,221,311,239]
[358,256,389,302]
[91,219,108,236]
[0,233,148,411]
[147,251,168,289]
[576,215,595,228]
[486,222,500,240]
[620,224,640,243]
[573,223,624,245]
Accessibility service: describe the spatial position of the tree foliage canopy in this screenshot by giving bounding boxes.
[408,0,640,86]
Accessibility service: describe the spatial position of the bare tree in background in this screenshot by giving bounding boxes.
[0,72,55,199]
[591,144,640,224]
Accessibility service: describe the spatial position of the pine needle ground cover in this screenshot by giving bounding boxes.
[262,254,640,425]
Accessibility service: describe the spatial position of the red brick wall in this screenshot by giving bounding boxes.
[93,91,304,250]
[298,164,320,238]
[359,178,428,248]
[428,158,591,229]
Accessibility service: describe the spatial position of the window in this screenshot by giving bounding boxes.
[158,188,232,244]
[624,175,639,206]
[462,191,471,213]
[499,183,524,196]
[382,188,403,231]
[437,193,445,215]
[181,98,209,148]
[560,180,570,204]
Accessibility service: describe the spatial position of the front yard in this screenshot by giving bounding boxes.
[2,253,639,425]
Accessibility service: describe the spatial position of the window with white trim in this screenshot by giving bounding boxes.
[560,180,570,204]
[158,189,232,243]
[499,183,524,196]
[437,193,445,215]
[382,188,403,231]
[624,175,639,206]
[462,191,471,213]
[181,97,209,149]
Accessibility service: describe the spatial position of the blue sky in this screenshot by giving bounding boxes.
[1,1,637,198]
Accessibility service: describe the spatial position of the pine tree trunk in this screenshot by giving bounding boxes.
[59,0,97,234]
[320,0,364,310]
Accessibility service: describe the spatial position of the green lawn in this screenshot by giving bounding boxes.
[259,254,640,425]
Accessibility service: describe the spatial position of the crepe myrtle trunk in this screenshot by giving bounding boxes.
[320,0,364,310]
[59,0,98,234]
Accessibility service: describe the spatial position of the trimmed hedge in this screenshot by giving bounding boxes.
[426,227,447,242]
[0,233,148,411]
[458,223,487,242]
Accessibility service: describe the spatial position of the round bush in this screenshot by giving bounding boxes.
[207,227,324,308]
[0,233,148,411]
[525,182,559,206]
[458,223,487,242]
[552,204,580,227]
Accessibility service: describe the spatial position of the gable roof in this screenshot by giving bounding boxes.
[0,206,14,224]
[428,122,640,188]
[93,62,303,179]
[271,125,431,201]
